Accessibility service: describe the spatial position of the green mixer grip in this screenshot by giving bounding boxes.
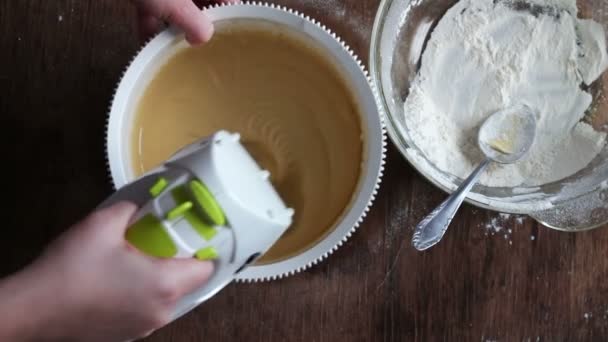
[195,246,219,260]
[149,177,168,197]
[124,176,227,258]
[126,214,177,258]
[189,180,226,226]
[172,186,218,241]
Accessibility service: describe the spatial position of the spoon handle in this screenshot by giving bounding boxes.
[412,158,491,251]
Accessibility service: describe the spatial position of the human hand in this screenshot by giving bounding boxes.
[131,0,240,44]
[0,202,213,342]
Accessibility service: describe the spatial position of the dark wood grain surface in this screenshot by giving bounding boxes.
[2,0,608,341]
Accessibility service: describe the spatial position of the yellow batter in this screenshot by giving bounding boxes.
[131,22,363,263]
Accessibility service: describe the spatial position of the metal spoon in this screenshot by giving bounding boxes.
[411,104,537,251]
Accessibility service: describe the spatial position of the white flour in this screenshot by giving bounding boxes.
[404,0,608,187]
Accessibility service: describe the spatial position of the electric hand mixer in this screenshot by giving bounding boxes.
[100,130,294,320]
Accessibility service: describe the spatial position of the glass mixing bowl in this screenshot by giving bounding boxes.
[370,0,608,230]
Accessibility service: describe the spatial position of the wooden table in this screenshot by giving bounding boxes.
[2,0,608,340]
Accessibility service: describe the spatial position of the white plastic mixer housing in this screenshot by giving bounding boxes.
[100,130,294,319]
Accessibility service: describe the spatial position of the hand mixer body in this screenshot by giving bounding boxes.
[100,131,294,320]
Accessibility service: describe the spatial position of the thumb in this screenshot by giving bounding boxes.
[159,258,215,297]
[83,201,138,238]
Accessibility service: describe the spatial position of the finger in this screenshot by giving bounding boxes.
[149,0,214,44]
[159,259,215,297]
[137,8,163,42]
[82,201,138,237]
[169,0,214,44]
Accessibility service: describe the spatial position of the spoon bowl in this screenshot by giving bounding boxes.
[478,104,537,164]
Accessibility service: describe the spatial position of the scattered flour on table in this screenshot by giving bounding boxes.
[308,0,367,42]
[308,0,346,17]
[482,213,535,243]
[404,0,608,187]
